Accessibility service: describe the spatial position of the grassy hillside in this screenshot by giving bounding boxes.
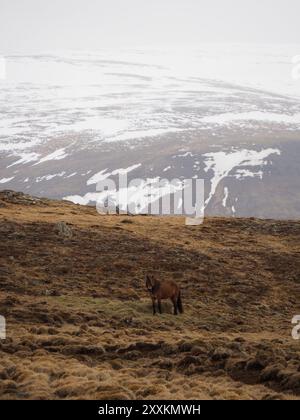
[0,190,299,400]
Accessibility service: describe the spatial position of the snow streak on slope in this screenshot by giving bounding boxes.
[203,148,281,208]
[0,45,300,158]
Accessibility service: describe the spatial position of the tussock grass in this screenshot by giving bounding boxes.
[0,194,299,399]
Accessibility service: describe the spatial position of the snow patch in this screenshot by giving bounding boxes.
[0,177,14,184]
[235,169,263,180]
[65,177,185,213]
[201,112,300,126]
[222,187,229,207]
[7,152,40,168]
[34,149,68,166]
[87,164,141,186]
[35,172,66,182]
[203,148,281,208]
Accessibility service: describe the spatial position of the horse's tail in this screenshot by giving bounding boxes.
[177,291,183,314]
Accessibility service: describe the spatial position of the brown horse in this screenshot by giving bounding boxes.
[145,274,183,315]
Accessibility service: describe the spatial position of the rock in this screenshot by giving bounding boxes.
[0,190,46,205]
[54,221,73,239]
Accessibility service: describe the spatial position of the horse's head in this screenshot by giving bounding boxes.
[145,274,155,292]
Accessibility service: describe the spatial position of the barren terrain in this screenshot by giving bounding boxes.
[0,190,299,400]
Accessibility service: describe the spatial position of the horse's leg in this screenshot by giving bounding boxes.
[152,297,156,315]
[158,299,162,314]
[171,297,178,315]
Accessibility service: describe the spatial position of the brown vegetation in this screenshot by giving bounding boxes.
[0,190,299,400]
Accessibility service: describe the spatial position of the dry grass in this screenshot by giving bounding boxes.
[0,190,300,400]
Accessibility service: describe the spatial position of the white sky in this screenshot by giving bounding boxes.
[0,0,300,52]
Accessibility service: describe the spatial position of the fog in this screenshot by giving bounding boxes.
[1,0,300,53]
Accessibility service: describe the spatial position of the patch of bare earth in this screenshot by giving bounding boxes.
[0,190,299,400]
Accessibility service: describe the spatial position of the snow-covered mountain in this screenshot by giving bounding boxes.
[1,45,300,218]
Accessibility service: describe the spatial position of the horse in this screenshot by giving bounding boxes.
[145,274,183,315]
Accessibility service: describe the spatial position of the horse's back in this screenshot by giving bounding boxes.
[158,279,179,299]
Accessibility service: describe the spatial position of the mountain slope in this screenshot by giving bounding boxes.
[1,50,300,219]
[0,190,300,400]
